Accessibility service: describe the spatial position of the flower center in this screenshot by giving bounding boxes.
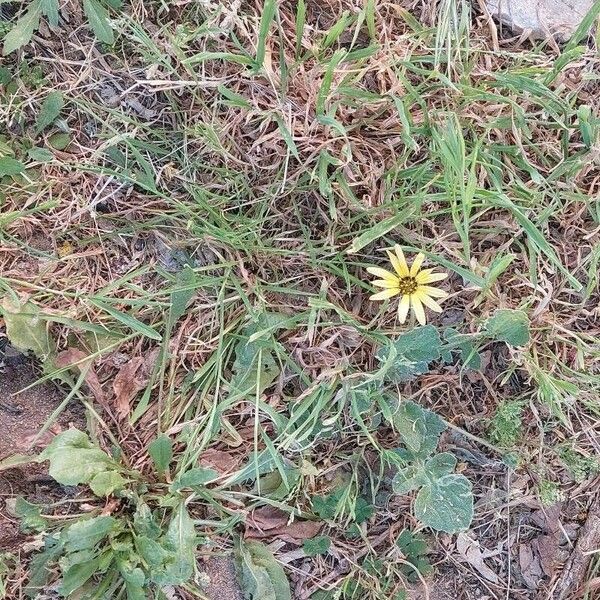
[397,276,418,295]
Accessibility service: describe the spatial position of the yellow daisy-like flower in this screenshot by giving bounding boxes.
[367,245,448,326]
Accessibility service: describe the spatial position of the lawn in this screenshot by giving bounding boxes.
[0,1,599,599]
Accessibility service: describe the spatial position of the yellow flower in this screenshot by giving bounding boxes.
[367,245,448,325]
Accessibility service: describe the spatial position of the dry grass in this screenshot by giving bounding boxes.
[0,0,599,598]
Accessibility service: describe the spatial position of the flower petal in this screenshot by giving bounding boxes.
[372,279,398,288]
[415,290,443,312]
[397,294,410,323]
[418,285,448,298]
[392,245,410,277]
[410,295,426,325]
[409,253,426,277]
[367,267,398,284]
[416,269,447,284]
[370,288,400,301]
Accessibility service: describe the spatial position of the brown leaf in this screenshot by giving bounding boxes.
[519,543,544,589]
[455,533,499,584]
[245,506,322,544]
[56,348,105,405]
[199,449,241,475]
[112,350,159,419]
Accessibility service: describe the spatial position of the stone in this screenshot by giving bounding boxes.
[485,0,595,41]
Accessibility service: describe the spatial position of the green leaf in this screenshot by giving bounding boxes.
[89,298,162,341]
[161,503,198,584]
[392,465,426,495]
[25,535,64,597]
[303,536,331,557]
[39,429,116,486]
[64,516,117,552]
[2,0,42,55]
[89,470,127,496]
[230,313,287,397]
[234,538,291,600]
[48,132,70,150]
[0,157,26,176]
[414,474,473,534]
[35,91,64,134]
[391,401,445,456]
[1,297,54,360]
[27,147,54,162]
[484,309,530,346]
[171,467,219,491]
[61,558,101,596]
[83,0,114,44]
[133,502,161,540]
[148,434,173,474]
[377,326,442,382]
[40,0,59,27]
[169,266,196,322]
[255,0,276,69]
[423,453,456,480]
[13,497,47,532]
[443,328,481,370]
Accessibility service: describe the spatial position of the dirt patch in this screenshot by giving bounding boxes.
[0,357,83,551]
[200,556,243,600]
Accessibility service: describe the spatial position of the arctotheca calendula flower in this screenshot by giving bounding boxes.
[367,245,448,325]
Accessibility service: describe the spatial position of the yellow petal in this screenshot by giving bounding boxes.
[411,295,426,325]
[367,267,398,284]
[416,269,447,284]
[409,253,426,277]
[370,288,400,301]
[392,245,410,277]
[418,285,448,298]
[414,290,443,312]
[372,279,398,288]
[397,294,410,323]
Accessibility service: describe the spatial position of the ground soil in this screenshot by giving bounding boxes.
[200,556,243,600]
[0,357,83,552]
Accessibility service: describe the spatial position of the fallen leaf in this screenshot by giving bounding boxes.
[56,348,105,405]
[199,448,241,475]
[519,543,544,589]
[112,349,158,419]
[245,506,322,544]
[456,533,499,583]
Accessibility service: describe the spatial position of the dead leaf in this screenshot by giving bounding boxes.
[456,533,499,583]
[199,449,241,475]
[519,543,544,589]
[112,349,158,419]
[56,348,105,405]
[245,506,322,544]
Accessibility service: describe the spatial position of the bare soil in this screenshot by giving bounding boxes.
[0,357,83,552]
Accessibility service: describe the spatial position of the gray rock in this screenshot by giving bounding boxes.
[485,0,595,41]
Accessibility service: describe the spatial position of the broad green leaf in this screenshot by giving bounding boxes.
[40,0,59,26]
[83,0,114,44]
[64,516,117,552]
[377,326,442,382]
[133,502,161,540]
[148,434,173,474]
[303,536,330,557]
[27,147,54,162]
[423,453,456,480]
[414,474,473,534]
[392,465,426,495]
[39,429,115,486]
[35,91,64,134]
[443,328,481,370]
[1,297,54,360]
[2,0,42,55]
[48,132,70,149]
[169,266,197,322]
[255,0,276,69]
[0,157,26,176]
[391,401,445,456]
[171,467,219,491]
[235,538,291,600]
[25,535,64,597]
[60,558,101,596]
[484,309,530,346]
[160,503,198,584]
[89,470,126,496]
[13,497,47,532]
